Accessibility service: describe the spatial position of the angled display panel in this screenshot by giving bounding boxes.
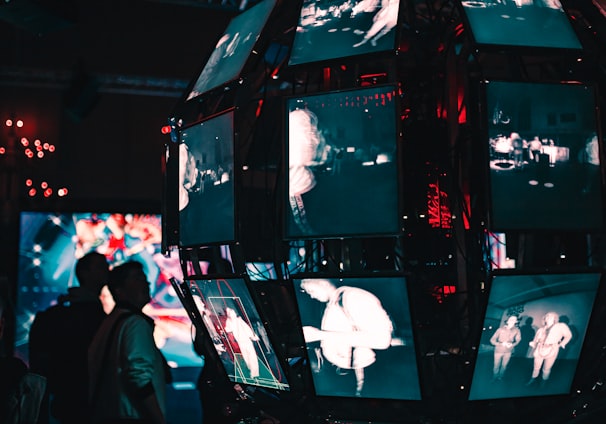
[185,277,290,391]
[484,81,603,231]
[292,275,421,400]
[15,211,202,369]
[285,84,400,239]
[468,271,602,400]
[179,109,236,247]
[185,0,277,101]
[460,0,582,50]
[288,0,401,67]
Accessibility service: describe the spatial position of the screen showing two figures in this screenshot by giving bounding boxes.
[469,272,601,400]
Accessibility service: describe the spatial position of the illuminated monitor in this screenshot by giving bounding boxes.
[285,84,400,239]
[483,80,603,231]
[468,271,602,400]
[459,0,582,51]
[288,0,401,66]
[178,109,236,247]
[185,277,290,391]
[185,0,277,101]
[15,211,202,369]
[292,275,421,400]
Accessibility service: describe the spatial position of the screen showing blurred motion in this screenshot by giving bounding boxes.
[460,0,582,50]
[15,211,202,369]
[292,275,421,400]
[186,277,290,391]
[484,81,603,231]
[179,109,236,247]
[186,0,277,101]
[468,271,601,400]
[285,84,400,239]
[288,0,401,66]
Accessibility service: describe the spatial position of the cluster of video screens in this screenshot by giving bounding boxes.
[15,211,202,369]
[468,271,602,400]
[483,80,603,232]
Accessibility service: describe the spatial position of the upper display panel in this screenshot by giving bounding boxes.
[460,0,582,51]
[288,0,401,67]
[483,81,603,232]
[285,84,401,239]
[185,0,277,101]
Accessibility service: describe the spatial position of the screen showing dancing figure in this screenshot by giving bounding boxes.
[185,0,276,101]
[179,109,236,247]
[186,277,290,391]
[288,0,401,66]
[285,84,400,239]
[484,81,603,231]
[460,0,581,50]
[292,275,421,400]
[468,271,601,400]
[15,211,203,369]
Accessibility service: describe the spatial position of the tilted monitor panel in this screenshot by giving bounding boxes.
[468,271,602,400]
[292,275,421,400]
[285,84,401,239]
[483,80,603,231]
[185,0,277,101]
[459,0,582,51]
[15,211,202,369]
[178,109,236,247]
[185,277,291,391]
[288,0,401,67]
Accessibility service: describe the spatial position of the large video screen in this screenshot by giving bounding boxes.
[285,84,400,239]
[468,271,601,400]
[484,81,603,231]
[185,277,290,391]
[15,211,202,369]
[288,0,401,66]
[179,109,236,247]
[292,275,421,400]
[460,0,582,50]
[185,0,276,101]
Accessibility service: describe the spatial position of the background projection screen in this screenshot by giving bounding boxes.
[460,0,582,50]
[484,81,603,231]
[186,277,290,391]
[468,271,602,400]
[292,275,421,400]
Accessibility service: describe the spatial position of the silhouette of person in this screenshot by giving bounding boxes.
[29,251,109,424]
[88,261,171,424]
[490,315,521,381]
[1,289,46,424]
[526,311,572,387]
